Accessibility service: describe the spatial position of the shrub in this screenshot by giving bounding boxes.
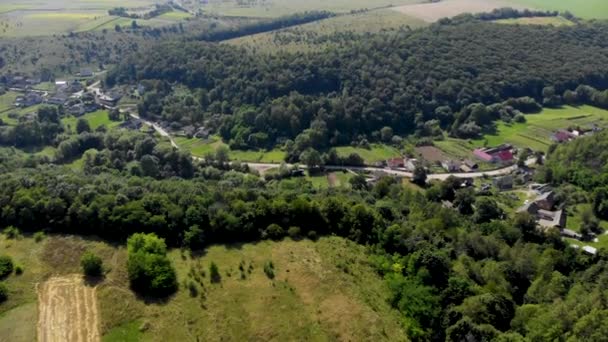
[33,231,45,242]
[263,261,275,279]
[14,265,23,275]
[81,251,103,277]
[3,226,21,239]
[0,256,14,278]
[209,262,221,283]
[287,226,301,239]
[264,224,285,240]
[307,230,318,241]
[0,283,7,302]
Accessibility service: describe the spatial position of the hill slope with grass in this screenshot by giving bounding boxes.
[0,234,408,342]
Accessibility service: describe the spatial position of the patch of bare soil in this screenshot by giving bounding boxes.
[393,0,527,22]
[37,275,100,342]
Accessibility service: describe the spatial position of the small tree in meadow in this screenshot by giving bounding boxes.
[81,251,103,277]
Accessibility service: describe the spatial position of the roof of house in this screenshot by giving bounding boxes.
[561,229,582,239]
[553,130,573,142]
[537,209,564,228]
[473,149,494,162]
[387,157,405,168]
[582,246,597,255]
[495,150,513,162]
[535,191,554,202]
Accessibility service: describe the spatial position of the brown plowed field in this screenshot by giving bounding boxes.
[37,275,100,342]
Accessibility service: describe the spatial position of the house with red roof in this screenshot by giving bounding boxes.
[473,144,514,164]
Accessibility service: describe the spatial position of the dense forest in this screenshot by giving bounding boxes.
[106,19,608,158]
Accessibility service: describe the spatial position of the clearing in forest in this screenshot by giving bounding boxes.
[37,275,100,342]
[392,0,526,22]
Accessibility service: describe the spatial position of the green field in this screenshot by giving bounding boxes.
[335,144,401,164]
[175,136,286,162]
[0,234,408,341]
[495,16,575,26]
[472,105,608,152]
[508,0,608,19]
[62,110,122,133]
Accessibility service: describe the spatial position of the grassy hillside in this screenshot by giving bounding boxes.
[0,234,407,341]
[227,9,427,53]
[471,105,608,152]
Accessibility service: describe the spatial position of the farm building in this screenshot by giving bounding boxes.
[441,160,460,172]
[473,144,514,164]
[386,157,405,169]
[517,191,566,230]
[551,130,576,143]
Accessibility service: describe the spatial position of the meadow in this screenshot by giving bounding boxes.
[174,136,286,163]
[507,0,608,19]
[61,110,121,132]
[227,9,427,53]
[335,144,401,164]
[471,105,608,152]
[0,233,408,341]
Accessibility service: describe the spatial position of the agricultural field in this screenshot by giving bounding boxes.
[0,233,408,341]
[471,105,608,152]
[197,0,422,18]
[0,0,193,37]
[494,16,575,26]
[392,0,525,22]
[507,0,608,19]
[227,9,426,53]
[335,144,401,164]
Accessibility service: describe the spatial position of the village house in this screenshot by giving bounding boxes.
[405,158,418,172]
[46,93,69,106]
[473,144,514,164]
[460,159,478,172]
[441,160,460,172]
[97,93,122,108]
[386,157,405,169]
[493,175,514,191]
[551,130,575,143]
[517,191,567,231]
[14,92,43,107]
[79,68,93,78]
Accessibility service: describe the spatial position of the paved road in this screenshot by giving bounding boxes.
[122,110,534,179]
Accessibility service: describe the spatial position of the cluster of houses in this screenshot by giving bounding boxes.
[550,126,602,143]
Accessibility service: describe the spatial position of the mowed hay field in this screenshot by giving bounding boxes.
[393,0,526,22]
[99,237,407,341]
[473,105,608,152]
[0,234,406,341]
[227,9,427,53]
[199,0,422,18]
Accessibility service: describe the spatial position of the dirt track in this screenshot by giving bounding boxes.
[37,275,100,342]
